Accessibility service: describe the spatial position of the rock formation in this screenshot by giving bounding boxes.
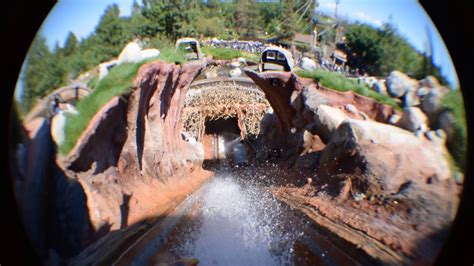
[300,57,316,70]
[245,69,399,164]
[386,70,418,98]
[63,61,213,233]
[245,68,460,264]
[16,60,215,261]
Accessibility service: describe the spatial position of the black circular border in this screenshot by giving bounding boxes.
[1,1,472,264]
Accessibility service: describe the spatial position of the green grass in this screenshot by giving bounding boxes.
[157,47,186,65]
[296,69,401,110]
[201,46,259,62]
[441,89,467,169]
[59,62,142,155]
[59,49,189,155]
[87,74,100,89]
[295,42,311,53]
[240,51,260,63]
[202,46,242,60]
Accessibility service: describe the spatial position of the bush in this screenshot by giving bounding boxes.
[441,89,467,169]
[146,35,175,50]
[202,46,260,63]
[295,42,311,53]
[296,69,401,109]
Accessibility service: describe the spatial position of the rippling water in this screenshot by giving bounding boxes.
[172,172,304,265]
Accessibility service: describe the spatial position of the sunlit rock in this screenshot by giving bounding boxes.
[117,42,142,65]
[300,57,316,70]
[396,107,428,132]
[386,71,417,98]
[140,48,160,60]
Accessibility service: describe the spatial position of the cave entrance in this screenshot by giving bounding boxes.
[204,117,240,136]
[202,116,247,166]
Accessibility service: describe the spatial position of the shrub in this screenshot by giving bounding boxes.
[441,89,467,169]
[295,42,311,53]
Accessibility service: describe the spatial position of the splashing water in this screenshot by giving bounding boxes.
[172,172,303,265]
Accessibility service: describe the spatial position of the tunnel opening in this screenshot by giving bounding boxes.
[204,117,241,136]
[201,116,250,169]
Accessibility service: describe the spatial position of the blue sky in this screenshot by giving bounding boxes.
[15,0,459,100]
[40,0,135,48]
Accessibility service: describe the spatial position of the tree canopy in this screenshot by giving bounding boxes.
[342,22,448,83]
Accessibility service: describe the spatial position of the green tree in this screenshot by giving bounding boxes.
[277,0,298,43]
[343,22,424,77]
[235,0,259,38]
[22,35,54,111]
[259,2,282,35]
[140,1,185,40]
[94,4,131,61]
[50,42,69,86]
[63,31,78,57]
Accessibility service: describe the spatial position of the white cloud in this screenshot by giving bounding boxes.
[319,1,337,10]
[354,11,383,27]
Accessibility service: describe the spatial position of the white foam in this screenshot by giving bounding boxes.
[173,173,298,265]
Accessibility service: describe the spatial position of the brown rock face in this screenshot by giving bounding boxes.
[318,119,452,194]
[245,70,399,164]
[118,60,206,179]
[64,96,128,174]
[246,70,459,264]
[60,60,213,236]
[245,70,398,125]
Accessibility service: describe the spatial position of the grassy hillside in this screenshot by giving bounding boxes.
[59,50,185,155]
[296,69,401,110]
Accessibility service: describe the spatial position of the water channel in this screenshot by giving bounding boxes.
[142,165,369,266]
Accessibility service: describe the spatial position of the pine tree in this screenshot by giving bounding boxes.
[22,35,54,111]
[63,32,78,57]
[94,4,131,61]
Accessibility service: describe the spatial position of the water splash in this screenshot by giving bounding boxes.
[173,172,302,265]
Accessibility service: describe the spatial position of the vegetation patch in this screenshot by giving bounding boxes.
[156,47,186,65]
[201,46,259,62]
[87,74,100,89]
[59,60,149,155]
[202,46,243,60]
[296,69,401,110]
[441,89,467,169]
